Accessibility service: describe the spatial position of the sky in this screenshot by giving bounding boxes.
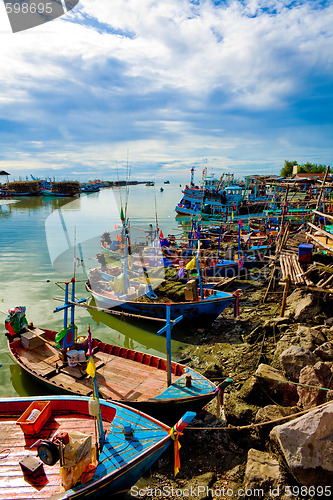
[0,0,332,183]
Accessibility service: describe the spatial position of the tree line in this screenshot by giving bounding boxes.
[281,161,327,177]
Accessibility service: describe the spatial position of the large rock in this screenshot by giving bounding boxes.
[224,393,260,427]
[270,402,333,486]
[279,345,317,381]
[297,362,333,409]
[255,405,300,443]
[253,364,298,406]
[275,326,326,358]
[314,341,333,361]
[243,449,284,493]
[285,289,321,322]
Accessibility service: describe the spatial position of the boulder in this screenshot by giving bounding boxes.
[285,289,321,322]
[224,393,260,427]
[243,449,284,493]
[279,345,317,381]
[297,362,333,409]
[295,325,326,350]
[254,405,300,443]
[275,326,326,358]
[270,402,333,486]
[314,341,333,361]
[252,364,298,406]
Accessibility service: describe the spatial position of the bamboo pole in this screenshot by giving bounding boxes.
[280,276,290,317]
[307,222,333,241]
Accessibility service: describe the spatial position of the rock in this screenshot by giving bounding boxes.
[255,405,300,442]
[295,325,326,350]
[325,317,333,327]
[314,341,333,361]
[275,326,326,358]
[270,402,333,486]
[279,345,317,381]
[251,364,298,406]
[285,289,321,321]
[224,393,260,427]
[243,449,284,493]
[181,472,216,500]
[297,362,333,409]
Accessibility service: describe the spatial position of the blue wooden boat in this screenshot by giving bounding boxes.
[41,189,77,197]
[85,279,237,324]
[0,395,194,498]
[80,184,100,193]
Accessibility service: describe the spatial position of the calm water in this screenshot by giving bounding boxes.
[0,184,189,397]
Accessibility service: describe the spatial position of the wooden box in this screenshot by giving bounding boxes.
[20,331,44,350]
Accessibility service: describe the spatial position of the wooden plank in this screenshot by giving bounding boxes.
[47,373,92,396]
[0,416,95,499]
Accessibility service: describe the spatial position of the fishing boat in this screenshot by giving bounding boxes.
[0,394,194,498]
[86,277,237,324]
[175,168,244,219]
[5,293,231,422]
[80,183,100,193]
[41,180,80,197]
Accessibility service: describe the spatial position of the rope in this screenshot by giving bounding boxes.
[0,448,10,459]
[256,375,332,392]
[186,400,332,431]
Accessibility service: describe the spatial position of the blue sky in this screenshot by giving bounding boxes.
[0,0,332,183]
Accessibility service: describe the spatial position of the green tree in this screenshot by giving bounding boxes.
[281,161,327,177]
[281,160,298,177]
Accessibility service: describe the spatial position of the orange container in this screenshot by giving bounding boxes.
[16,401,51,435]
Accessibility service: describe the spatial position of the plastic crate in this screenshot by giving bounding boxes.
[298,243,313,263]
[16,401,51,435]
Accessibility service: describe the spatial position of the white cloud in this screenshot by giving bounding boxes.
[0,0,332,179]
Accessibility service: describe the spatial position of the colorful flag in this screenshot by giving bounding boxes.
[160,230,164,239]
[86,356,96,378]
[178,267,185,279]
[114,224,117,230]
[185,257,196,270]
[238,219,243,227]
[233,202,236,210]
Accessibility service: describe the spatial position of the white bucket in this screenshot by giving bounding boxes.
[67,350,78,367]
[77,350,86,362]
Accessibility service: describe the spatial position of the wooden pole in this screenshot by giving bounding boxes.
[280,276,290,317]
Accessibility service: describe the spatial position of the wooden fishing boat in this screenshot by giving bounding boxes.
[6,325,227,422]
[0,394,192,498]
[85,278,237,324]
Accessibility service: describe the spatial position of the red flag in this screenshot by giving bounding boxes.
[239,219,243,227]
[233,202,236,210]
[114,224,117,230]
[160,230,164,239]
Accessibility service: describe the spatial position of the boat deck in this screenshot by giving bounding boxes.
[0,397,170,500]
[0,411,95,499]
[13,341,179,403]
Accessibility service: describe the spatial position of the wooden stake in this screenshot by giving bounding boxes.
[280,276,290,317]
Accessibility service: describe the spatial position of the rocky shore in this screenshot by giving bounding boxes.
[124,277,333,500]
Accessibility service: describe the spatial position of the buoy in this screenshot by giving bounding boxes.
[89,398,100,417]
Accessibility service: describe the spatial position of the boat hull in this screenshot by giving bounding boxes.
[87,285,235,323]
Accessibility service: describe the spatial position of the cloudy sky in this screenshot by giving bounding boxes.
[0,0,332,183]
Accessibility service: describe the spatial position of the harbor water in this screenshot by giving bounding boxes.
[0,184,187,398]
